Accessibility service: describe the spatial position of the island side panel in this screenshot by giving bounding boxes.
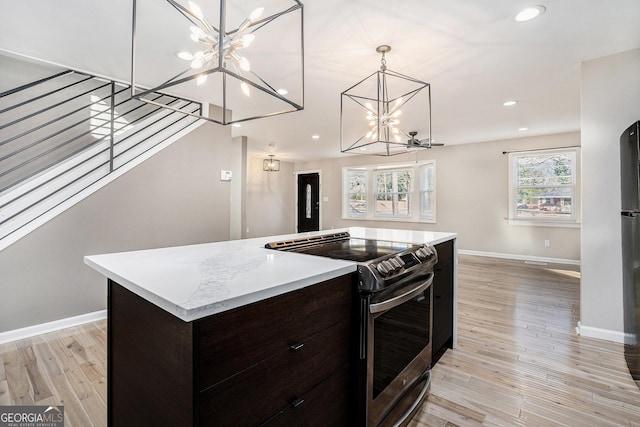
[108,280,195,426]
[432,239,455,365]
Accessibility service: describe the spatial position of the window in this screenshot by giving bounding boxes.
[346,169,367,216]
[508,148,580,225]
[374,169,412,217]
[343,161,435,223]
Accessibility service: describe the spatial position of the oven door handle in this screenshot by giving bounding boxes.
[369,274,433,314]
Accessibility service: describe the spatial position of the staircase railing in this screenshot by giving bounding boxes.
[0,69,203,248]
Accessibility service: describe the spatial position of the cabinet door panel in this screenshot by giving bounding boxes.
[198,320,351,425]
[197,274,354,389]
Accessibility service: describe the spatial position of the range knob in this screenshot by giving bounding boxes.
[383,260,396,272]
[390,257,403,269]
[416,248,429,260]
[376,262,390,276]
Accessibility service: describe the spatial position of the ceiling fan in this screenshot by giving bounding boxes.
[407,131,445,148]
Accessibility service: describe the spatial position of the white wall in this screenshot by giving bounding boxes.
[230,136,247,240]
[580,48,640,341]
[295,132,582,262]
[245,157,296,238]
[0,121,232,333]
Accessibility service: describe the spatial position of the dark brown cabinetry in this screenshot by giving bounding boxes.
[108,274,355,427]
[432,239,455,365]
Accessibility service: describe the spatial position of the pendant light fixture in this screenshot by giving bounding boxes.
[263,154,280,172]
[130,0,304,125]
[340,45,432,156]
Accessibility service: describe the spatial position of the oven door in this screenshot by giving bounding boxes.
[363,273,433,426]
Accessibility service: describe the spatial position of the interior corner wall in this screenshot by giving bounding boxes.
[295,131,581,262]
[245,157,295,238]
[0,121,232,333]
[580,48,640,339]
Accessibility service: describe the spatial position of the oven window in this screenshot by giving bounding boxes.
[373,288,431,398]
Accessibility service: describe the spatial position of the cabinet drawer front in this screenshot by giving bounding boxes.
[264,367,352,427]
[198,320,351,426]
[196,274,354,389]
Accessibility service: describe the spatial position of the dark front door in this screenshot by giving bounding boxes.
[297,173,320,232]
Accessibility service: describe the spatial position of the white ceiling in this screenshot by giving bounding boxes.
[1,0,639,162]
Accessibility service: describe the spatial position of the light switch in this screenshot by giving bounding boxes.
[220,170,232,181]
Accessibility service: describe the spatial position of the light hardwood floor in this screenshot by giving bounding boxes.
[411,255,640,427]
[1,255,639,426]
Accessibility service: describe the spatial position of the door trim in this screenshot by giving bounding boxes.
[294,169,322,233]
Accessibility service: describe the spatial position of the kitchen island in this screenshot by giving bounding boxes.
[85,227,457,426]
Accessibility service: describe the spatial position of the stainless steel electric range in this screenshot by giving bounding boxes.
[265,231,438,426]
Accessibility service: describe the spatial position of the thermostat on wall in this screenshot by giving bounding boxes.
[220,170,232,181]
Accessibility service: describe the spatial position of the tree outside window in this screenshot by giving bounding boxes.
[346,169,367,215]
[374,169,412,216]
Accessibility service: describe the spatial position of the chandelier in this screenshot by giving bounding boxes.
[340,45,432,156]
[263,154,280,172]
[130,0,304,125]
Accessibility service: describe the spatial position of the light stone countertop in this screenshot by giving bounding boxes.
[85,227,457,322]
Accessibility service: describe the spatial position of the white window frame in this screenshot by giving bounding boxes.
[508,148,580,227]
[342,160,436,223]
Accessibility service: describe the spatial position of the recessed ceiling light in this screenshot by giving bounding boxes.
[514,5,546,22]
[311,135,320,139]
[276,88,288,95]
[518,127,529,131]
[503,100,518,106]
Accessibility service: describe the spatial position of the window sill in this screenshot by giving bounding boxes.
[342,215,436,224]
[507,218,581,228]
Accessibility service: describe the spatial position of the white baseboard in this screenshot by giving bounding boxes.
[575,321,634,344]
[0,310,107,345]
[458,249,580,266]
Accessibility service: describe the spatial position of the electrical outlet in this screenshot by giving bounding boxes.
[544,240,550,247]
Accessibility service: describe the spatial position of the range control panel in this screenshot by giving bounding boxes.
[371,244,437,278]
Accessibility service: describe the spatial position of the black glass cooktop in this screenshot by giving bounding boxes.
[292,238,417,262]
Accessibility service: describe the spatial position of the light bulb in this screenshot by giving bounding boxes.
[241,82,251,97]
[239,56,251,71]
[191,57,205,69]
[196,74,207,85]
[188,1,204,20]
[249,7,264,21]
[242,34,256,48]
[392,110,402,118]
[178,51,193,60]
[190,26,206,39]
